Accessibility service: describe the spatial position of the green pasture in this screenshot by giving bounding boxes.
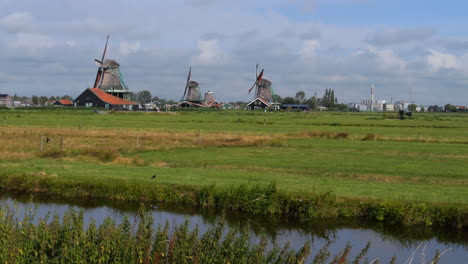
[0,109,467,206]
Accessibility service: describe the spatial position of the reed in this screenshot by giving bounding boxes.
[0,205,447,264]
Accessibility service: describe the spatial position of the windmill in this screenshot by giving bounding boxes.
[92,35,132,100]
[181,67,203,102]
[248,64,274,103]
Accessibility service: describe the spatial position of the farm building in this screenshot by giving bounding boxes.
[0,94,11,107]
[53,99,73,106]
[245,97,280,111]
[281,104,310,111]
[74,88,136,110]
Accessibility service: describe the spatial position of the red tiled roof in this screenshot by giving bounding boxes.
[57,99,73,105]
[89,88,136,105]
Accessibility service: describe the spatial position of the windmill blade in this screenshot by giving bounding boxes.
[94,59,103,67]
[248,81,257,94]
[97,66,108,88]
[248,68,264,94]
[182,67,191,100]
[101,35,109,63]
[256,64,258,79]
[93,35,110,88]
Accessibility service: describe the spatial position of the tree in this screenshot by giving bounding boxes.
[444,104,457,112]
[282,97,299,105]
[39,96,48,105]
[136,90,152,104]
[31,96,39,105]
[320,89,337,108]
[295,91,305,103]
[305,96,318,111]
[61,95,73,100]
[407,104,417,112]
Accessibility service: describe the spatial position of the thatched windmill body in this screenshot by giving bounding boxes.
[182,67,203,102]
[248,65,275,103]
[93,35,132,101]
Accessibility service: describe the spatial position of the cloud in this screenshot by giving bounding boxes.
[0,0,467,105]
[300,27,321,40]
[10,33,56,52]
[191,39,228,65]
[0,12,35,33]
[354,46,406,71]
[299,40,320,58]
[368,28,436,46]
[426,49,458,71]
[120,41,142,56]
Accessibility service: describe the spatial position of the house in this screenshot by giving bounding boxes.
[221,103,234,110]
[0,94,11,107]
[74,88,136,110]
[53,99,73,106]
[245,97,280,111]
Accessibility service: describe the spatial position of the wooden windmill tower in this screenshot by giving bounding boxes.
[93,35,133,101]
[248,64,275,103]
[182,67,203,102]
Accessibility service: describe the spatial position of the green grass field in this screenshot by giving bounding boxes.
[1,110,467,204]
[0,109,467,227]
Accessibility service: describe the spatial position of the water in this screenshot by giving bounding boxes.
[0,193,466,263]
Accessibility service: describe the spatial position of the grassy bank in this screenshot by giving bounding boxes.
[0,110,467,229]
[0,173,466,230]
[0,204,447,264]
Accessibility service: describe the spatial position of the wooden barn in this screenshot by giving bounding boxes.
[245,98,273,111]
[74,88,136,110]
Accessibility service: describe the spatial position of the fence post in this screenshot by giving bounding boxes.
[40,135,44,153]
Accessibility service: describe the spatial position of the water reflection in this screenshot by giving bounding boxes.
[0,192,466,263]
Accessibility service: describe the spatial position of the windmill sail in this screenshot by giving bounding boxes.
[93,35,109,88]
[248,69,264,94]
[182,67,191,100]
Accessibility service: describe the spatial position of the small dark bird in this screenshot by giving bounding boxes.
[152,174,156,179]
[46,137,51,143]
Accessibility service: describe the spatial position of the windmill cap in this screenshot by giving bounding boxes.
[258,79,271,85]
[103,59,120,68]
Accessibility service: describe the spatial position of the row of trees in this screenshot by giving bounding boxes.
[277,89,349,111]
[10,94,73,105]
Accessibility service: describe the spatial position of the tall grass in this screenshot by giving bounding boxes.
[0,205,446,264]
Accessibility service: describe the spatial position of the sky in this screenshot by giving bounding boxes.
[1,0,468,105]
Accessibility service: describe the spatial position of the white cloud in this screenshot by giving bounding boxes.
[368,28,436,46]
[426,49,457,71]
[355,46,406,71]
[192,39,228,65]
[0,12,35,33]
[120,41,142,56]
[299,40,320,58]
[11,33,55,51]
[66,40,76,47]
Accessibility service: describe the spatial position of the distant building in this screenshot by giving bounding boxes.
[383,103,395,111]
[348,103,368,111]
[281,104,310,111]
[53,99,73,106]
[0,94,11,107]
[74,88,136,110]
[245,98,280,111]
[428,105,444,112]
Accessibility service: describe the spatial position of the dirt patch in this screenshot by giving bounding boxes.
[150,161,169,167]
